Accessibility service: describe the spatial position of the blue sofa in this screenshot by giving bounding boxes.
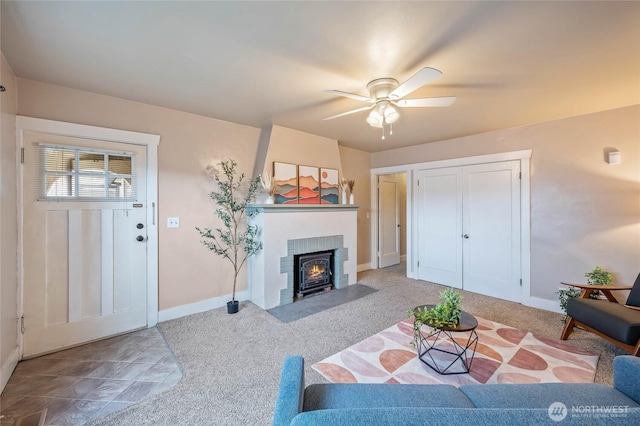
[273,355,640,425]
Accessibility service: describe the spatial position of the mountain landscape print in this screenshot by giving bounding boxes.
[298,166,320,204]
[320,168,339,204]
[273,162,298,204]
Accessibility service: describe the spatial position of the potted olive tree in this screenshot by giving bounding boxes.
[196,160,262,314]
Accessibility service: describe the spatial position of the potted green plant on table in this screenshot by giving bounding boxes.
[196,160,262,314]
[410,288,463,346]
[585,266,613,286]
[557,266,613,322]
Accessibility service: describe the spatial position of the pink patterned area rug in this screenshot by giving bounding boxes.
[312,317,599,386]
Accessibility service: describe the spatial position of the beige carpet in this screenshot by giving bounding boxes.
[313,316,599,386]
[89,263,626,426]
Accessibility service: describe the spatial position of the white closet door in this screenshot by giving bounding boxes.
[462,161,521,302]
[416,167,463,288]
[416,160,521,303]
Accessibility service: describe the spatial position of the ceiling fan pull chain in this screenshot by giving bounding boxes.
[381,125,385,140]
[389,123,393,135]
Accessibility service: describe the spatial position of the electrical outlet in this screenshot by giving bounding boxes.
[167,217,180,228]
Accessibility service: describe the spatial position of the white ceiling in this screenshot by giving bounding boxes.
[2,1,639,153]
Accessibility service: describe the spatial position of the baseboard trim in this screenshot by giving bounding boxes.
[357,263,372,272]
[158,290,250,322]
[528,296,563,314]
[1,346,20,393]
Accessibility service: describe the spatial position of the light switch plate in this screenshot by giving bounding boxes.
[167,217,180,228]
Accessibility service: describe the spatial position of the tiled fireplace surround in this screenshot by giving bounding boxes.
[247,205,358,310]
[279,235,349,305]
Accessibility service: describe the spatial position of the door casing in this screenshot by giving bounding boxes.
[370,150,531,305]
[416,161,521,301]
[16,116,159,358]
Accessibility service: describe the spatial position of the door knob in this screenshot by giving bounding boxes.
[463,234,470,239]
[137,223,144,229]
[136,235,145,242]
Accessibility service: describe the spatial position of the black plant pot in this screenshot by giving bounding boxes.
[227,300,239,314]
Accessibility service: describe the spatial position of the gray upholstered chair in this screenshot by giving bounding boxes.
[561,273,640,356]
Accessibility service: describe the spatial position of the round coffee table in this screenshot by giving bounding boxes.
[413,304,479,375]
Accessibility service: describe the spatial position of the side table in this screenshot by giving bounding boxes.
[413,304,479,375]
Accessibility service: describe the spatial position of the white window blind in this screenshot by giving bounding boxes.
[35,144,137,201]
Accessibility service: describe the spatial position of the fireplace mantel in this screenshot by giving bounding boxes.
[247,204,359,213]
[247,204,358,309]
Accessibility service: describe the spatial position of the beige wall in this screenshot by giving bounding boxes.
[263,125,342,173]
[254,125,344,202]
[372,105,640,301]
[15,79,371,311]
[338,145,372,266]
[15,77,637,311]
[17,79,262,311]
[1,54,18,370]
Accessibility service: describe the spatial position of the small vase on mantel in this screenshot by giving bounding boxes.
[341,190,347,205]
[349,194,355,205]
[266,195,274,204]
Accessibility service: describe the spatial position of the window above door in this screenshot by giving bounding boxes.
[37,145,137,201]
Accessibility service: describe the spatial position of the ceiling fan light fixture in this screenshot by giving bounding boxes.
[366,107,383,127]
[324,67,454,141]
[383,105,399,124]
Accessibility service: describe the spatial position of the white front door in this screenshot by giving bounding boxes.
[416,161,521,302]
[416,167,463,288]
[22,131,148,357]
[462,161,521,302]
[378,175,400,268]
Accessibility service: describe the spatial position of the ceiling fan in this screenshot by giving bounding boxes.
[323,67,456,139]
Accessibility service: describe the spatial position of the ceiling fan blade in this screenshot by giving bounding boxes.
[323,89,374,103]
[389,67,443,100]
[396,96,456,107]
[323,106,373,121]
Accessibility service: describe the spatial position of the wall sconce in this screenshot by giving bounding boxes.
[607,150,621,164]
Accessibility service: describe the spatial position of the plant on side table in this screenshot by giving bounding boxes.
[409,288,463,346]
[557,265,613,323]
[196,159,262,314]
[585,266,613,286]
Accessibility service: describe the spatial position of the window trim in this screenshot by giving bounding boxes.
[39,143,137,201]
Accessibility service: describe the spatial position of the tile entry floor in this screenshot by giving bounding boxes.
[0,327,182,425]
